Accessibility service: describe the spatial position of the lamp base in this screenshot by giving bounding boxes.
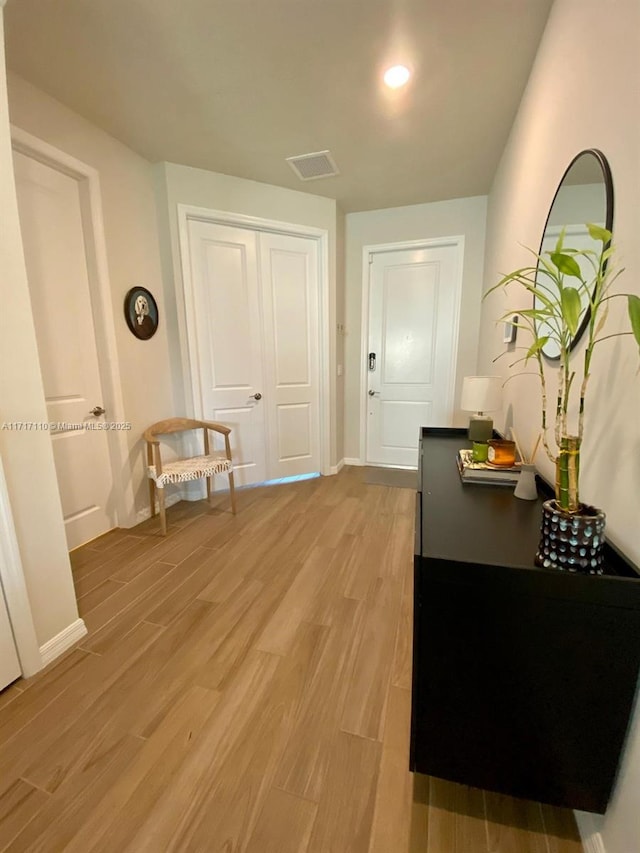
[468,415,493,442]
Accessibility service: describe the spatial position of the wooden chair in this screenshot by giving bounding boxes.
[143,418,236,535]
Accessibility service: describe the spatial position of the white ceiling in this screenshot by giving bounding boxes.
[4,0,554,213]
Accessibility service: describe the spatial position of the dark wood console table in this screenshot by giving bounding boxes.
[410,427,640,813]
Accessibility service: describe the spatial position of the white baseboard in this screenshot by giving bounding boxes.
[582,832,606,853]
[39,618,87,668]
[343,457,363,466]
[328,459,345,475]
[575,812,606,853]
[133,490,184,525]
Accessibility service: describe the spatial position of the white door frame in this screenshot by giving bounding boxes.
[177,204,331,477]
[359,236,464,466]
[0,454,41,677]
[10,126,136,529]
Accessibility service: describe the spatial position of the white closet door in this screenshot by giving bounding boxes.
[187,220,267,486]
[186,220,322,487]
[259,231,321,480]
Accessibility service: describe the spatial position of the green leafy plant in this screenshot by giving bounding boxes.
[485,224,640,513]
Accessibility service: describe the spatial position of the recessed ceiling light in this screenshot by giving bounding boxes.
[383,65,411,89]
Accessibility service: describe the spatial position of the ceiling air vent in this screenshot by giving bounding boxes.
[286,150,339,181]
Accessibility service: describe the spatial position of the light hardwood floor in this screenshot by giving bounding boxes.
[0,467,584,852]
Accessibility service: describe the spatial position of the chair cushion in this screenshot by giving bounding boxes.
[148,454,232,487]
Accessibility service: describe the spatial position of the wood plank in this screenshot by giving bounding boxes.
[143,546,225,625]
[4,734,144,853]
[340,576,402,740]
[78,561,189,655]
[195,573,298,692]
[70,534,145,578]
[306,731,382,853]
[59,685,221,853]
[274,596,365,802]
[368,686,413,853]
[0,683,23,713]
[0,779,49,850]
[541,803,584,853]
[75,577,126,616]
[255,546,335,656]
[245,787,317,853]
[391,548,413,689]
[427,777,488,853]
[0,622,162,788]
[0,650,91,746]
[342,515,394,601]
[81,561,174,634]
[117,648,282,850]
[21,606,209,792]
[484,791,548,853]
[170,621,329,851]
[304,534,360,627]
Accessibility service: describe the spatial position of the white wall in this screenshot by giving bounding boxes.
[6,74,175,521]
[154,162,340,467]
[478,1,640,850]
[0,17,78,647]
[344,195,487,461]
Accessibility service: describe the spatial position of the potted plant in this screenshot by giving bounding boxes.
[485,224,640,572]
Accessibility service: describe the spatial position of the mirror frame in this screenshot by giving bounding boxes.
[536,148,614,361]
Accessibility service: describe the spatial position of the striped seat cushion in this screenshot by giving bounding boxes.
[148,454,232,487]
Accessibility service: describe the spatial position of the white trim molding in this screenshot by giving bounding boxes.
[344,457,364,467]
[328,460,345,475]
[40,619,87,666]
[176,204,332,476]
[575,812,606,853]
[39,618,87,668]
[10,126,137,528]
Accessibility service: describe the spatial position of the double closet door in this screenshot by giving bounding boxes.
[186,220,321,488]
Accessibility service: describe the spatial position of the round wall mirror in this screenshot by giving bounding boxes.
[535,149,614,359]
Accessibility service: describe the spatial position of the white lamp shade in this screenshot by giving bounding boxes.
[460,376,503,413]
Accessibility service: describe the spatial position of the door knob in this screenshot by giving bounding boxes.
[251,393,262,400]
[89,406,106,416]
[368,390,379,397]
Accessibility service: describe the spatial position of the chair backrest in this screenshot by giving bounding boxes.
[144,418,208,441]
[143,418,232,473]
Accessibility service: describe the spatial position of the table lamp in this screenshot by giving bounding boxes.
[460,376,502,442]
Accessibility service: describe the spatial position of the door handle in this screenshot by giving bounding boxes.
[368,390,380,397]
[251,393,262,400]
[89,406,106,416]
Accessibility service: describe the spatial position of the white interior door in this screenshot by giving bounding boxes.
[186,219,322,487]
[187,221,267,487]
[13,151,115,550]
[259,232,320,479]
[366,242,462,468]
[0,583,21,690]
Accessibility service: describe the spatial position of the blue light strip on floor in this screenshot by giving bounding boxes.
[261,472,321,487]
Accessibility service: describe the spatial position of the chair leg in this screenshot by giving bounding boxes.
[206,475,212,506]
[148,479,156,518]
[228,470,237,515]
[157,486,167,535]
